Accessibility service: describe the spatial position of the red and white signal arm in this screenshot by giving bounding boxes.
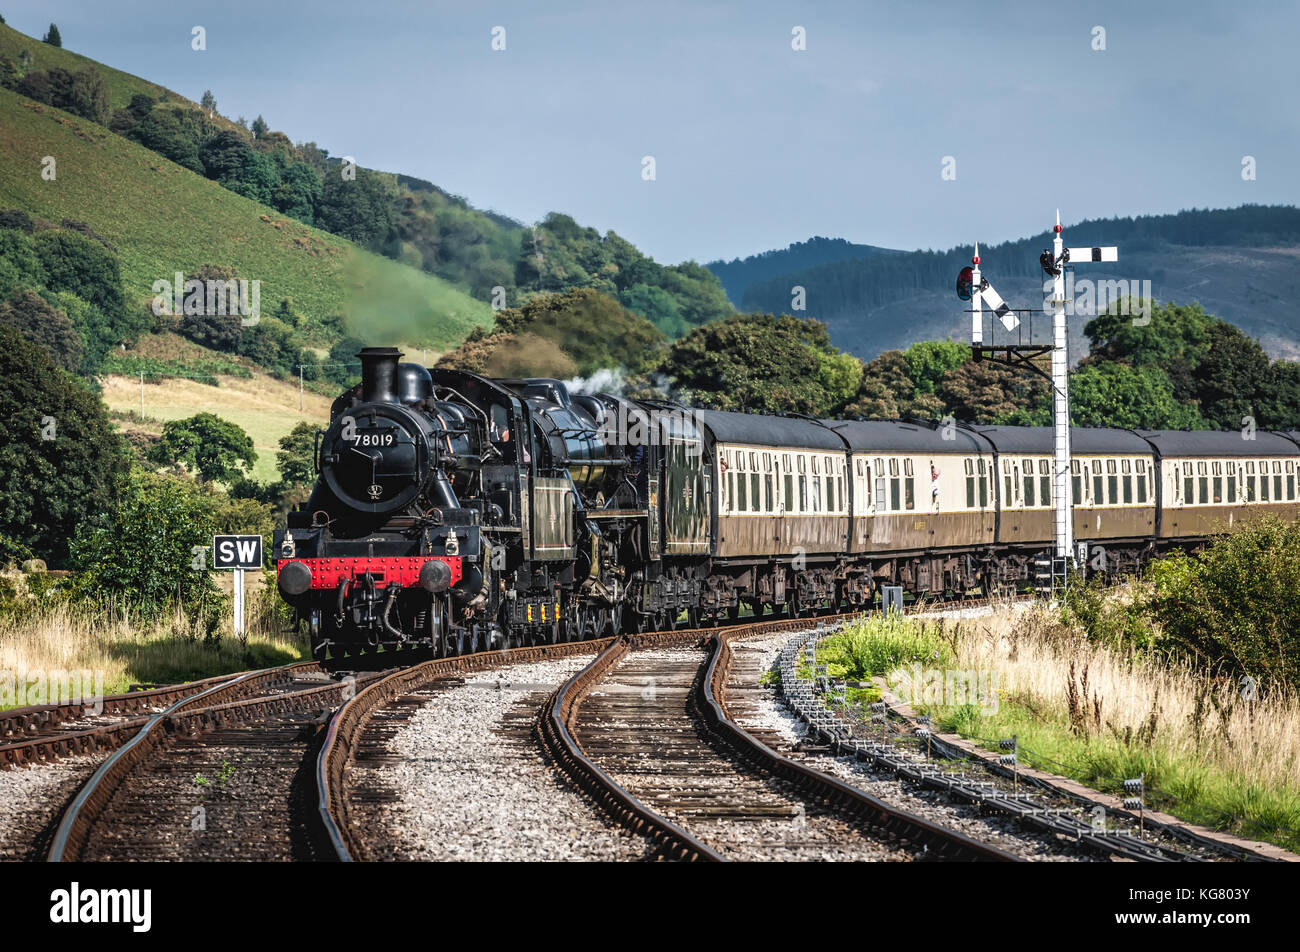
[213,534,264,570]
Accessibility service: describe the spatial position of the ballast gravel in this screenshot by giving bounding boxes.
[365,655,649,861]
[0,754,104,861]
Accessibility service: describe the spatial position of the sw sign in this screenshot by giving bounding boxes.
[213,534,264,570]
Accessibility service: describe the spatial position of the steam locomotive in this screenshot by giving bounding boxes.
[274,347,1300,658]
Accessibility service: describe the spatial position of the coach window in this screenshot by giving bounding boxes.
[1105,459,1117,505]
[1071,460,1082,505]
[964,459,975,508]
[799,473,809,512]
[1288,461,1296,501]
[784,472,795,512]
[764,471,773,512]
[1040,459,1051,507]
[1119,459,1131,504]
[812,455,820,476]
[1023,459,1035,507]
[977,458,989,508]
[751,470,761,513]
[1273,461,1283,501]
[1137,463,1148,504]
[1212,462,1223,504]
[1196,461,1208,505]
[1183,463,1194,506]
[1092,460,1104,505]
[1260,461,1270,501]
[1227,464,1237,503]
[737,459,748,511]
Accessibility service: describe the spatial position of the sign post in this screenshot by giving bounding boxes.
[213,534,264,637]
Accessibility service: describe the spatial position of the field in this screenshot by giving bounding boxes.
[100,334,334,483]
[0,85,495,349]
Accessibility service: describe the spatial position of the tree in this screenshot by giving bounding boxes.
[939,358,1050,424]
[33,228,130,328]
[316,167,394,250]
[69,470,219,615]
[1191,323,1272,429]
[276,422,317,489]
[43,23,61,47]
[665,314,848,415]
[251,114,268,138]
[0,325,128,564]
[0,289,83,371]
[149,413,257,484]
[200,89,217,114]
[1068,362,1208,429]
[904,340,969,395]
[130,106,206,173]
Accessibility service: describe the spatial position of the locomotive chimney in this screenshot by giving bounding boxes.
[358,347,403,403]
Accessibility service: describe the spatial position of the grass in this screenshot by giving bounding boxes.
[0,85,495,349]
[846,601,1300,852]
[0,576,308,705]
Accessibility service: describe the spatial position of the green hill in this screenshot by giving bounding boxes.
[0,22,173,112]
[0,86,493,348]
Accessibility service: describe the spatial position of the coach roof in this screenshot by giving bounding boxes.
[827,420,992,454]
[692,409,846,450]
[972,426,1154,455]
[1134,430,1300,458]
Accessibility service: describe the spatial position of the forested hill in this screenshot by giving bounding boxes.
[704,237,900,306]
[727,205,1300,362]
[0,21,732,340]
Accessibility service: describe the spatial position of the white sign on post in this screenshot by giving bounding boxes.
[213,535,264,637]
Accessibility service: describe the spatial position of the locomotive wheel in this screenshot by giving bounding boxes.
[686,608,700,629]
[605,607,622,635]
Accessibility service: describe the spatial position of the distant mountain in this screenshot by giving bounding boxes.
[731,206,1300,362]
[705,236,900,307]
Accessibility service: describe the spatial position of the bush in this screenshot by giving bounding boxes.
[69,470,220,616]
[1147,518,1300,686]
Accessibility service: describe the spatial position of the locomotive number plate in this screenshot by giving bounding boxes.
[352,429,396,447]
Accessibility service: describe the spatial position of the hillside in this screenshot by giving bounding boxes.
[705,237,901,307]
[0,22,174,112]
[0,86,494,348]
[735,206,1300,362]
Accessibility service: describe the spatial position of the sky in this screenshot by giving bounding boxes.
[5,0,1297,265]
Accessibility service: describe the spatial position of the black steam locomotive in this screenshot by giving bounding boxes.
[275,348,1300,658]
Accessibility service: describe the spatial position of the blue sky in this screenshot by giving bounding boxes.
[6,0,1297,264]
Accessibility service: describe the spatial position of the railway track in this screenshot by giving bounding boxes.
[16,596,1027,862]
[43,662,379,861]
[0,669,310,771]
[535,618,1018,861]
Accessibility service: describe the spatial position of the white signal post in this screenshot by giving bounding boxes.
[1047,212,1073,584]
[967,212,1117,589]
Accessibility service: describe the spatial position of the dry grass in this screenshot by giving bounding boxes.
[883,597,1300,847]
[100,362,333,483]
[0,597,307,705]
